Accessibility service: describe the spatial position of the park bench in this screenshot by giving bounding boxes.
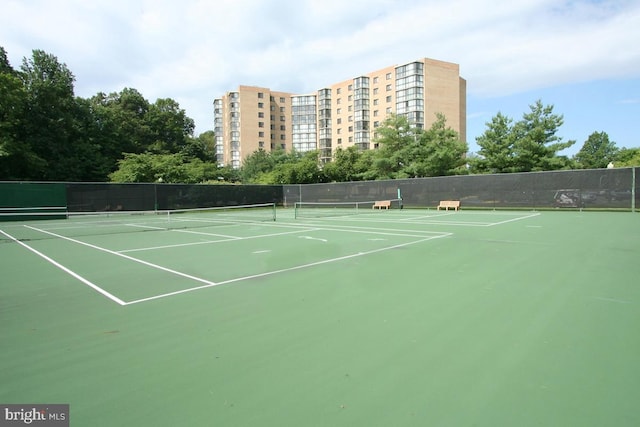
[373,200,392,210]
[437,200,460,211]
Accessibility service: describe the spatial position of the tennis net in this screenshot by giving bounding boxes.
[0,203,276,242]
[294,199,402,219]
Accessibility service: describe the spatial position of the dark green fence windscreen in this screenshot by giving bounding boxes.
[284,167,638,211]
[1,167,637,213]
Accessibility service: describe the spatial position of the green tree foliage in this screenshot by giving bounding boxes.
[415,113,468,177]
[574,131,619,169]
[469,112,515,173]
[613,147,640,167]
[372,113,467,178]
[470,100,575,173]
[0,47,31,177]
[241,149,277,183]
[511,100,575,171]
[371,114,417,179]
[109,153,219,184]
[183,130,216,162]
[322,146,365,182]
[17,50,82,179]
[146,98,195,154]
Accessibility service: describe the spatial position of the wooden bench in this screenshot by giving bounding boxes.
[373,200,391,210]
[437,200,460,211]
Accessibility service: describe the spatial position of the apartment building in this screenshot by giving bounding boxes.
[214,57,466,167]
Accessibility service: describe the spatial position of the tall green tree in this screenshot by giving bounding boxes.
[511,100,575,171]
[371,114,418,179]
[0,47,33,179]
[183,130,216,162]
[322,146,364,182]
[410,113,468,177]
[372,113,466,178]
[240,149,276,183]
[574,131,618,169]
[18,49,97,180]
[146,98,195,154]
[470,112,516,173]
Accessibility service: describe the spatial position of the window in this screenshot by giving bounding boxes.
[280,116,286,121]
[259,131,265,137]
[259,141,264,148]
[337,108,341,114]
[386,96,392,103]
[258,112,264,118]
[280,97,285,103]
[258,102,264,108]
[348,84,353,91]
[373,110,379,117]
[386,84,392,91]
[337,138,342,144]
[337,98,341,104]
[373,88,379,95]
[373,99,379,106]
[336,88,341,94]
[373,76,379,84]
[258,122,264,128]
[258,92,264,98]
[386,73,392,80]
[280,125,286,131]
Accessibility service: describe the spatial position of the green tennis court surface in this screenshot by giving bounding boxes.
[1,208,638,426]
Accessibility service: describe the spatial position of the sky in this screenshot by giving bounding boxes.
[1,0,639,156]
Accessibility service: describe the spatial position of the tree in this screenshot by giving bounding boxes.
[511,100,575,172]
[240,149,276,183]
[183,130,216,162]
[19,49,90,180]
[371,114,418,179]
[371,113,466,178]
[411,113,468,177]
[322,146,363,182]
[109,152,219,183]
[0,47,32,179]
[574,131,618,169]
[614,147,640,167]
[469,112,516,173]
[146,98,195,154]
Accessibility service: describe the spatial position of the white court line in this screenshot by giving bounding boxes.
[0,229,126,306]
[172,229,242,239]
[119,228,319,253]
[25,225,222,293]
[125,233,451,306]
[487,212,541,226]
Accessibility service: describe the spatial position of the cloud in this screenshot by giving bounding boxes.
[1,0,639,133]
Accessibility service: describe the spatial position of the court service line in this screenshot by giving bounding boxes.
[25,225,222,292]
[0,229,127,306]
[125,233,452,306]
[119,228,320,253]
[487,212,541,226]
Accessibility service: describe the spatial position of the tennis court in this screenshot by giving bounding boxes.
[1,206,639,426]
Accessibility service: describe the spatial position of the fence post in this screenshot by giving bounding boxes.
[632,167,636,213]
